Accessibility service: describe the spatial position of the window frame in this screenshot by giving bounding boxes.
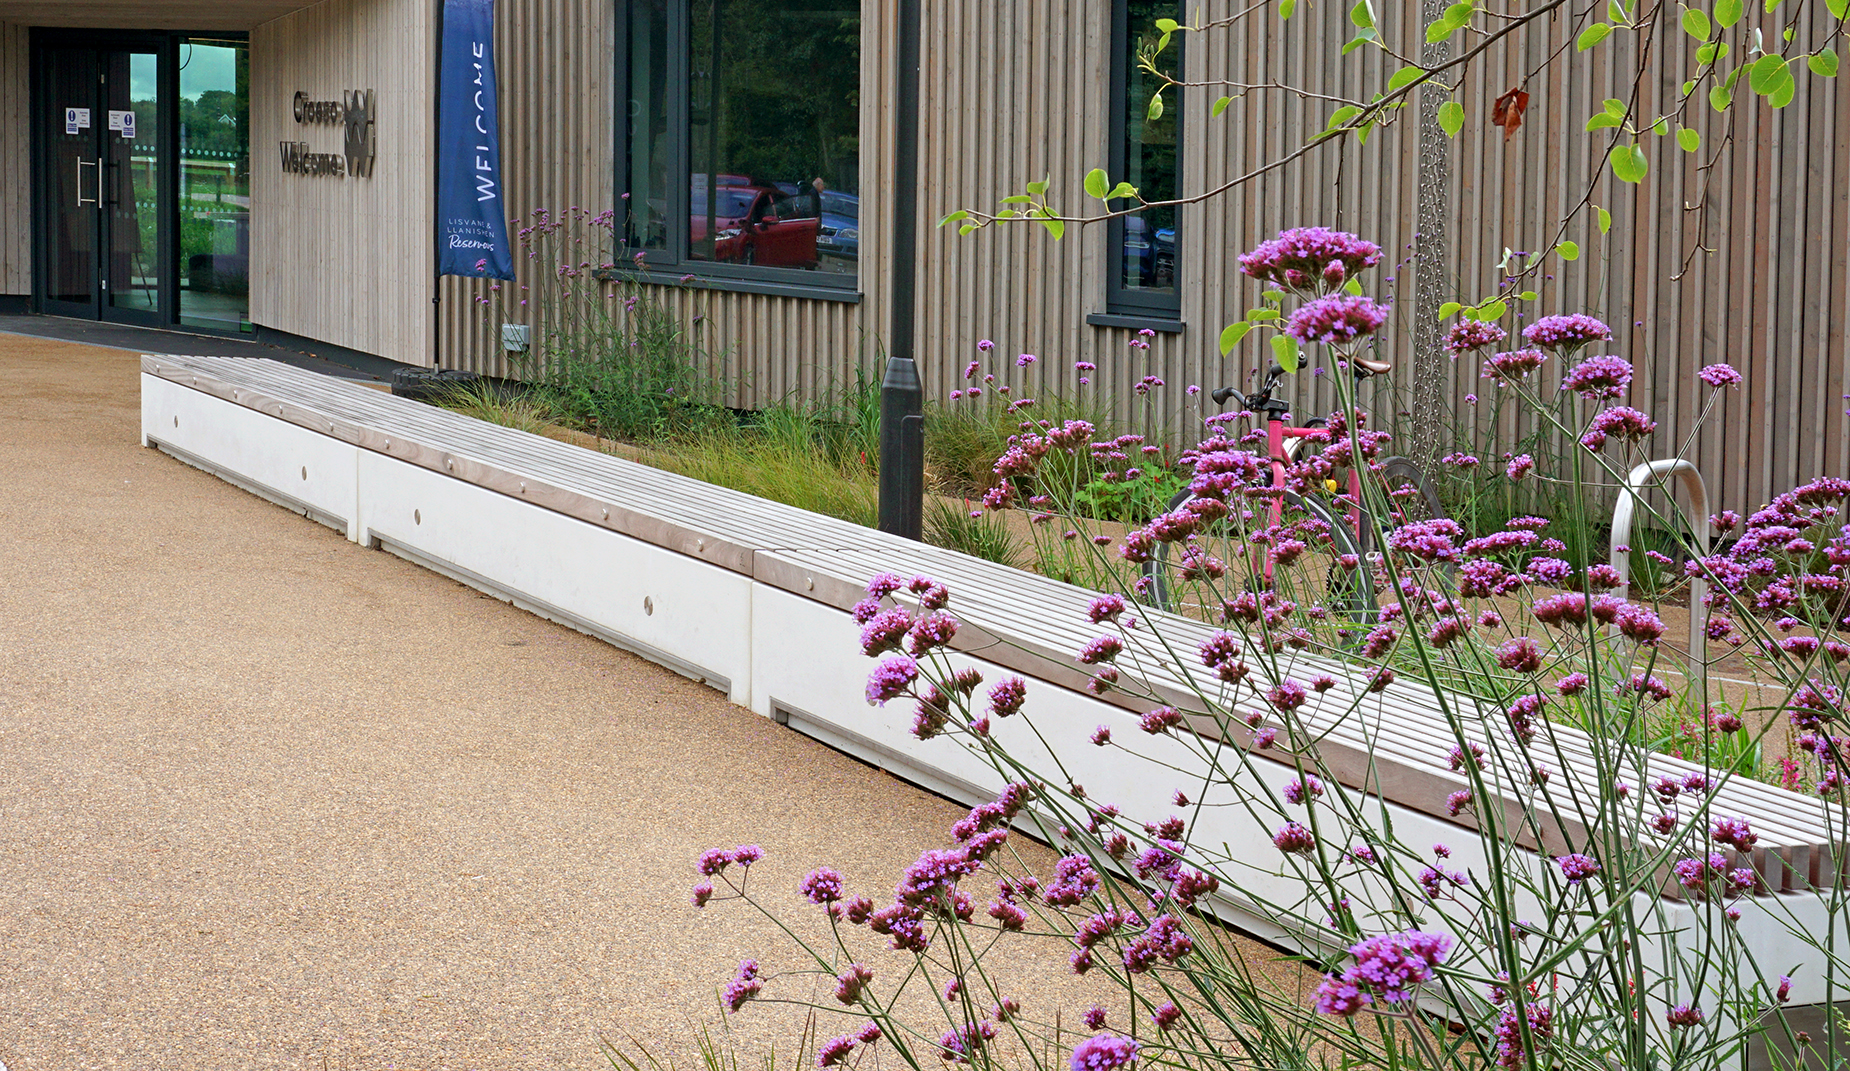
[1102,0,1182,320]
[614,0,861,297]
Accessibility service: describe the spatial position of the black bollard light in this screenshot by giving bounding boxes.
[878,354,924,540]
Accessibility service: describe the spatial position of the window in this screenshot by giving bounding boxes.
[1105,0,1180,318]
[620,0,861,289]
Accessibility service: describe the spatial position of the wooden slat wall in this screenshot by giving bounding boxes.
[0,21,29,297]
[445,0,1846,515]
[249,0,434,365]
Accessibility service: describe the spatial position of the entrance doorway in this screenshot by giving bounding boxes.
[32,33,251,333]
[36,39,167,325]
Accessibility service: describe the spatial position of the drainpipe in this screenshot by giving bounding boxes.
[878,0,924,540]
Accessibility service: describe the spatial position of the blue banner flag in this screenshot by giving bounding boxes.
[437,0,515,279]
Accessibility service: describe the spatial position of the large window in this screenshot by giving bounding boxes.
[1105,0,1180,318]
[621,0,861,289]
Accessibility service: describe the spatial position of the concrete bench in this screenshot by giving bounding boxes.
[141,352,1840,1006]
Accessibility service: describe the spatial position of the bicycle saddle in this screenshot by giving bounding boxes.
[1353,356,1393,376]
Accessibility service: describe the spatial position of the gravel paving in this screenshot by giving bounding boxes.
[0,333,1307,1070]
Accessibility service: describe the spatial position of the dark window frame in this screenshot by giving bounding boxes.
[1103,0,1182,319]
[614,0,860,298]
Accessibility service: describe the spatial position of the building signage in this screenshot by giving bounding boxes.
[280,89,376,178]
[436,0,515,278]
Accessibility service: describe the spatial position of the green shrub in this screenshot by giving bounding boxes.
[924,499,1020,568]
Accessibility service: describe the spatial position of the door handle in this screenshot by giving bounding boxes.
[76,158,99,206]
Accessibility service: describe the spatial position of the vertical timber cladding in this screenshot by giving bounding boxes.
[0,21,28,297]
[440,0,887,404]
[251,0,434,366]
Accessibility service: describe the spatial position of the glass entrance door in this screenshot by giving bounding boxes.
[37,42,167,326]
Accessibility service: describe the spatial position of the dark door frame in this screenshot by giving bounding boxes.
[30,28,250,331]
[31,30,177,327]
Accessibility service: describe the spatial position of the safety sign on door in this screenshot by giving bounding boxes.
[108,110,136,138]
[64,107,90,134]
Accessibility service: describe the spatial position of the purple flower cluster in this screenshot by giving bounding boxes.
[1580,406,1658,451]
[1493,1003,1554,1069]
[1069,1033,1139,1071]
[1445,319,1508,354]
[1698,362,1742,387]
[1238,227,1382,293]
[1314,930,1452,1016]
[724,960,762,1012]
[1285,295,1391,346]
[1273,821,1317,855]
[1483,349,1547,381]
[1712,816,1758,852]
[802,867,844,904]
[1560,355,1633,399]
[1521,313,1613,353]
[1555,852,1602,883]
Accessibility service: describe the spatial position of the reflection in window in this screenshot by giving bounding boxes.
[178,38,251,332]
[1110,0,1179,312]
[623,0,860,280]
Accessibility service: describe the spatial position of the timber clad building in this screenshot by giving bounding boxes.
[0,0,1845,513]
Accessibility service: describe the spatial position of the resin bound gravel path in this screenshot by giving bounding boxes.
[0,333,1310,1070]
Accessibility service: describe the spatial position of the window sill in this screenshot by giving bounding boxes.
[592,268,862,304]
[1086,312,1185,334]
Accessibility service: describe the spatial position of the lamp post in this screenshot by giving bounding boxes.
[878,0,924,540]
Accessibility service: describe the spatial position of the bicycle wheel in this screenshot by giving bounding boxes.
[1278,491,1376,629]
[1139,485,1199,614]
[1363,456,1455,586]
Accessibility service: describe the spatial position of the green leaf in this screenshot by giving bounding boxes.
[1212,95,1234,118]
[1246,307,1282,321]
[1154,17,1181,31]
[1696,42,1717,65]
[1578,22,1614,49]
[1327,105,1364,130]
[1439,100,1465,137]
[1039,217,1065,241]
[1519,289,1540,301]
[1767,0,1783,11]
[1344,278,1365,296]
[1770,73,1796,107]
[1586,112,1625,130]
[1810,48,1839,77]
[1350,0,1376,28]
[1342,28,1378,53]
[1356,115,1376,143]
[1683,7,1713,40]
[996,209,1018,219]
[1598,206,1613,233]
[1750,54,1788,94]
[1444,0,1474,18]
[1709,84,1732,110]
[1480,298,1509,320]
[1083,169,1109,200]
[1678,126,1701,151]
[1220,321,1252,355]
[1426,16,1459,42]
[1439,301,1464,318]
[958,223,978,235]
[1829,0,1847,18]
[1715,0,1744,25]
[1611,142,1650,183]
[1108,182,1138,200]
[1387,65,1425,92]
[1147,93,1165,121]
[1651,117,1670,135]
[1557,240,1581,261]
[1604,97,1629,115]
[937,209,970,227]
[1609,0,1627,20]
[998,195,1033,205]
[1279,0,1297,17]
[1272,334,1301,374]
[1024,178,1049,196]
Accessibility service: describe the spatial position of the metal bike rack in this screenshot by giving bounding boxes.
[1608,458,1711,655]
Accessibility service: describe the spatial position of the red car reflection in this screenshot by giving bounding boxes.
[690,185,820,268]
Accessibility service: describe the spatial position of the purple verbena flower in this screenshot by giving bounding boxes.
[1069,1034,1139,1071]
[865,655,919,706]
[802,867,845,904]
[1522,314,1613,353]
[1285,295,1391,346]
[1445,319,1508,354]
[1556,853,1602,883]
[1698,363,1742,387]
[1560,355,1633,399]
